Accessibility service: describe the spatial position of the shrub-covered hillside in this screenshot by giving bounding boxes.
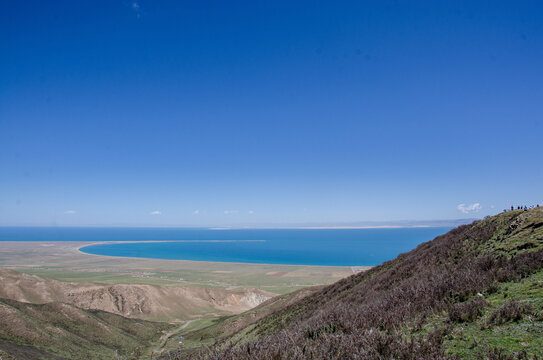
[175,207,543,360]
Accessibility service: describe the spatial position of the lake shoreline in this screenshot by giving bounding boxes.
[0,241,359,294]
[75,240,363,268]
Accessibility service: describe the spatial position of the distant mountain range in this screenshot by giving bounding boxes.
[232,218,478,229]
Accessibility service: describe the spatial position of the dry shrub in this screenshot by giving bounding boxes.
[488,301,532,325]
[448,297,488,323]
[476,346,538,360]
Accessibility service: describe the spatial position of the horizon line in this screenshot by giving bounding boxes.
[0,218,478,230]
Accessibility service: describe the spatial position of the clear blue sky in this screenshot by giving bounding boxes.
[1,1,542,227]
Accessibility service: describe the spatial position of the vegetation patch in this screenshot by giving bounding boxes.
[169,208,543,359]
[488,300,533,326]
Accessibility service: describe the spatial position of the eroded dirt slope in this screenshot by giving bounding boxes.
[0,269,273,321]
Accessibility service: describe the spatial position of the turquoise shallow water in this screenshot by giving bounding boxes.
[0,227,451,266]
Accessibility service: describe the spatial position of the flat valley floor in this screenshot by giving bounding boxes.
[0,241,360,294]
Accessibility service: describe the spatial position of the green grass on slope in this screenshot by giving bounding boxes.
[412,208,543,358]
[0,299,173,360]
[477,209,543,256]
[412,268,543,359]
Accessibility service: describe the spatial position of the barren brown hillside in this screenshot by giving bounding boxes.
[0,270,273,321]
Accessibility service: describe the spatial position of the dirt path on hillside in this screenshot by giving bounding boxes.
[151,320,195,358]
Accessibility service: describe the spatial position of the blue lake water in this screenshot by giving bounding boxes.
[0,227,450,266]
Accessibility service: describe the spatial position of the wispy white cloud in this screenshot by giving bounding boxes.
[64,210,76,215]
[457,203,482,214]
[130,1,142,18]
[248,210,254,214]
[150,210,161,215]
[193,209,200,215]
[223,210,239,215]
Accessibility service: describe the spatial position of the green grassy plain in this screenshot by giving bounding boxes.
[0,241,357,295]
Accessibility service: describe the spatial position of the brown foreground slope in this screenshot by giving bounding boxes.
[0,269,273,321]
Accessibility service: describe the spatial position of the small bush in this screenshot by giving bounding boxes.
[486,282,500,295]
[304,323,338,339]
[488,301,532,325]
[476,346,537,360]
[448,297,488,323]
